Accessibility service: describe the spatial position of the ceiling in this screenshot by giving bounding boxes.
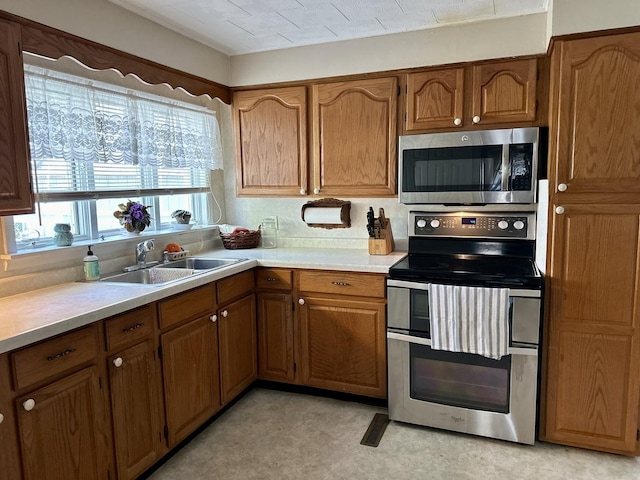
[108,0,549,56]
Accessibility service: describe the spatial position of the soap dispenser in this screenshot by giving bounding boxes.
[83,245,100,281]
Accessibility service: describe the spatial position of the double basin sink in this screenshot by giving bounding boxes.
[100,257,244,285]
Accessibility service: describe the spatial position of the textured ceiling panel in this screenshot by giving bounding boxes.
[109,0,549,55]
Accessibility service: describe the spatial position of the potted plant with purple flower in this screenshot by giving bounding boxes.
[113,200,152,233]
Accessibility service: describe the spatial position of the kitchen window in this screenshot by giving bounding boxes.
[7,60,223,251]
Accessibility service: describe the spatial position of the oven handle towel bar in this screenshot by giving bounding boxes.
[386,279,541,298]
[386,331,538,357]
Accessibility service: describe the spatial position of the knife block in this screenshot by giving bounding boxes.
[368,219,394,255]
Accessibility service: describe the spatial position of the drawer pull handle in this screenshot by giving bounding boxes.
[331,281,351,287]
[23,399,36,411]
[47,348,76,361]
[0,412,4,424]
[113,357,123,368]
[265,277,279,282]
[221,310,228,318]
[122,322,145,333]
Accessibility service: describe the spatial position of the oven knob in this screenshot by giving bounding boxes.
[416,219,427,228]
[497,220,509,230]
[513,220,525,230]
[430,219,440,228]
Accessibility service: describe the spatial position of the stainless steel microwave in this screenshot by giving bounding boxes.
[398,127,545,205]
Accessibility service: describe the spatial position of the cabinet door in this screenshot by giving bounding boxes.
[311,77,397,197]
[299,295,386,398]
[108,340,164,480]
[471,58,537,125]
[0,354,22,480]
[543,204,640,454]
[219,294,257,404]
[233,87,307,196]
[257,292,295,383]
[161,316,220,447]
[405,68,464,131]
[0,19,33,215]
[550,33,640,197]
[16,367,110,480]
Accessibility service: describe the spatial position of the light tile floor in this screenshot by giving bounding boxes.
[147,388,640,480]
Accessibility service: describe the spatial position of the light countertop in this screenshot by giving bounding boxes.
[0,247,406,354]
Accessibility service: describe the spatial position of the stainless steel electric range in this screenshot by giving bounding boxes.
[387,210,543,445]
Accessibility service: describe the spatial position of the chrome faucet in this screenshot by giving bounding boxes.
[136,239,155,267]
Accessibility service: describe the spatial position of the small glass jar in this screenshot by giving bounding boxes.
[261,218,277,249]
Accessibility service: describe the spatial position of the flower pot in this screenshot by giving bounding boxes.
[53,223,74,246]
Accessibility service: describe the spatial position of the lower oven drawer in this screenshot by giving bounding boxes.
[386,330,538,445]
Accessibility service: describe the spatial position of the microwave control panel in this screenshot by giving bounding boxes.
[410,212,535,239]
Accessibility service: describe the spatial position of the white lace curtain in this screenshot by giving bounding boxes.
[24,64,224,170]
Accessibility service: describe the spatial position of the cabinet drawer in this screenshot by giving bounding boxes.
[105,304,155,352]
[12,324,98,391]
[217,270,254,305]
[256,268,293,290]
[298,270,385,298]
[158,283,216,330]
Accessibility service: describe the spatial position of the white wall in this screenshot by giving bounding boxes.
[230,13,548,86]
[551,0,640,36]
[0,0,230,85]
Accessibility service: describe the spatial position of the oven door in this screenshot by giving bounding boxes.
[387,332,539,445]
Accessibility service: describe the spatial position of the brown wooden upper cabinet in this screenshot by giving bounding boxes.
[233,87,308,197]
[404,57,538,133]
[310,77,397,197]
[233,77,397,197]
[0,19,33,215]
[549,32,640,199]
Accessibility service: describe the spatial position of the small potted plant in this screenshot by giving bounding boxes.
[171,209,192,224]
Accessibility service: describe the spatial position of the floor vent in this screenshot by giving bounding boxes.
[360,413,390,447]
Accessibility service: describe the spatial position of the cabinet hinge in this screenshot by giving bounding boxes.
[164,425,169,440]
[404,112,407,122]
[397,85,401,97]
[158,345,163,360]
[18,41,22,56]
[637,429,640,441]
[293,362,297,373]
[99,377,103,389]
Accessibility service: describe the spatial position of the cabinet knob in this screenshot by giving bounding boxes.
[210,314,217,322]
[453,117,462,126]
[300,188,306,195]
[113,357,123,368]
[313,188,320,195]
[555,206,565,215]
[221,310,228,318]
[0,412,4,425]
[472,115,481,124]
[298,298,305,305]
[557,183,568,192]
[23,399,36,411]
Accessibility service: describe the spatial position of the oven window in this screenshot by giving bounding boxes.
[403,145,503,192]
[410,345,511,413]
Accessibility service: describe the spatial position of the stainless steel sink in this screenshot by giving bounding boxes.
[100,257,244,284]
[157,257,244,270]
[101,267,198,285]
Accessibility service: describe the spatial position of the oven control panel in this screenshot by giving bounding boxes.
[410,212,535,239]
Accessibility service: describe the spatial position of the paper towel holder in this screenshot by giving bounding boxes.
[301,198,351,229]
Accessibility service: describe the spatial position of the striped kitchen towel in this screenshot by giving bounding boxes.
[428,284,510,360]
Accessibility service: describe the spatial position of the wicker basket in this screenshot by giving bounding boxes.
[220,228,261,249]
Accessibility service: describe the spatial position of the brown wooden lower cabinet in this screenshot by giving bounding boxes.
[16,366,110,480]
[299,295,387,398]
[257,292,295,383]
[543,204,640,454]
[160,315,221,447]
[219,294,258,405]
[108,340,164,480]
[0,354,23,480]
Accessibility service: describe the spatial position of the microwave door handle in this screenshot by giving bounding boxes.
[502,144,510,191]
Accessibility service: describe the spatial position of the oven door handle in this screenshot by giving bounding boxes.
[386,279,541,298]
[386,331,538,356]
